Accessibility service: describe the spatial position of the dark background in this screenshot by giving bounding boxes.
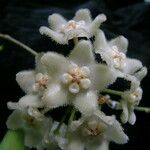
[0,0,150,150]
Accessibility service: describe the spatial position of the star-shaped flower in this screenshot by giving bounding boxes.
[65,115,128,150]
[41,40,117,116]
[94,30,147,80]
[39,9,106,44]
[6,109,52,149]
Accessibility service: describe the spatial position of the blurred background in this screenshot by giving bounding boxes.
[0,0,150,150]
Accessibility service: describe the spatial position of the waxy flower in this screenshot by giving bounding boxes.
[120,83,143,125]
[41,40,117,115]
[39,9,106,44]
[66,115,128,150]
[94,30,147,79]
[6,109,52,149]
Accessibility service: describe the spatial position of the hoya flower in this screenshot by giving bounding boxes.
[39,9,106,44]
[10,54,50,109]
[120,83,143,125]
[94,30,147,79]
[65,115,128,150]
[41,40,117,116]
[6,109,52,150]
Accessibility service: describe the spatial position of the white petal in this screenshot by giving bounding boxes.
[66,139,84,150]
[61,73,72,84]
[73,9,92,24]
[124,58,143,74]
[105,116,129,144]
[128,107,136,125]
[120,100,128,124]
[73,90,98,115]
[68,40,95,66]
[90,64,117,91]
[134,67,147,81]
[39,26,67,44]
[41,52,69,78]
[48,13,67,31]
[88,14,106,35]
[6,110,23,130]
[35,53,46,73]
[16,70,35,94]
[108,36,128,53]
[94,30,108,53]
[43,83,68,108]
[81,66,90,76]
[80,79,91,89]
[69,83,80,94]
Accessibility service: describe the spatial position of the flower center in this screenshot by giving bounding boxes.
[33,73,49,92]
[61,20,86,32]
[61,64,91,94]
[111,46,126,69]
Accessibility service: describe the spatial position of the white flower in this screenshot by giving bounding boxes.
[9,54,49,109]
[120,84,143,125]
[94,30,147,79]
[39,9,106,44]
[65,115,128,150]
[41,40,117,116]
[6,109,52,150]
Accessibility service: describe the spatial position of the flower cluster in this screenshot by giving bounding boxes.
[7,9,147,150]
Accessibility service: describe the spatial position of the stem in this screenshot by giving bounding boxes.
[68,107,76,125]
[135,106,150,113]
[0,33,37,56]
[102,89,123,96]
[54,106,71,134]
[0,130,26,150]
[73,37,79,45]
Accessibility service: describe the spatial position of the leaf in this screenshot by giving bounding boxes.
[0,130,26,150]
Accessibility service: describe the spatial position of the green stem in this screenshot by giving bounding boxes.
[68,107,76,125]
[0,130,26,150]
[0,33,37,56]
[102,89,123,96]
[135,106,150,113]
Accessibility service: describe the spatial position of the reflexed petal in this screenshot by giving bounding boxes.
[43,83,68,108]
[19,94,43,108]
[94,30,108,53]
[120,100,128,124]
[39,26,67,44]
[108,36,128,53]
[35,53,46,73]
[105,116,129,144]
[128,106,136,125]
[134,67,147,81]
[73,90,98,115]
[90,64,117,91]
[68,40,94,66]
[73,9,92,24]
[124,58,143,74]
[89,14,106,35]
[66,138,84,150]
[6,110,23,129]
[16,70,35,94]
[48,13,67,31]
[41,52,69,78]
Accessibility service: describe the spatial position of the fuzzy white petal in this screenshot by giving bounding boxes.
[39,26,67,44]
[89,14,107,35]
[66,139,84,150]
[61,73,73,84]
[41,52,69,78]
[134,67,147,81]
[120,100,128,124]
[108,36,128,53]
[43,83,68,108]
[81,66,90,76]
[73,9,92,24]
[80,78,91,89]
[19,94,43,108]
[69,83,80,94]
[48,13,67,31]
[105,116,129,144]
[68,40,94,66]
[128,107,136,125]
[73,90,98,115]
[90,64,117,91]
[16,70,35,94]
